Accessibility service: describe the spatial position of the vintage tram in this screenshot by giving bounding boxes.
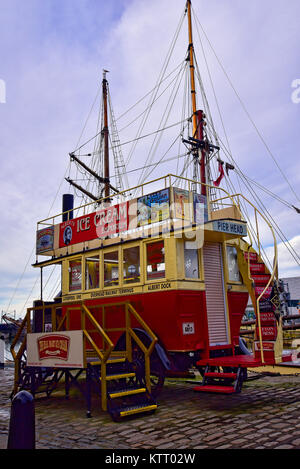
[10,1,288,421]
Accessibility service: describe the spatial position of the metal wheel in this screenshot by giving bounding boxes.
[131,342,165,398]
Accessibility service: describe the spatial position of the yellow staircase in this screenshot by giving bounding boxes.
[11,301,158,421]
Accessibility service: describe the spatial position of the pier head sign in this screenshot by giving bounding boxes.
[213,220,247,237]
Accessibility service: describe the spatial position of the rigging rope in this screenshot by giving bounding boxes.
[192,7,300,204]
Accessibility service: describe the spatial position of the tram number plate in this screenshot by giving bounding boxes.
[182,322,195,335]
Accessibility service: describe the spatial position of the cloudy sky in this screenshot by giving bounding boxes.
[0,0,299,317]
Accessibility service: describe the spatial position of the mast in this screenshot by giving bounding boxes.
[102,69,110,200]
[186,0,207,197]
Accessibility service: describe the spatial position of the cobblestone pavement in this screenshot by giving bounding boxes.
[1,366,300,450]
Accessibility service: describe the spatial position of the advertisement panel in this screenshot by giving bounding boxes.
[193,193,208,224]
[173,187,190,220]
[137,188,170,227]
[36,227,54,254]
[59,201,128,248]
[27,331,84,368]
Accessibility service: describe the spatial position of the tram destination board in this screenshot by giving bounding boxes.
[212,220,247,237]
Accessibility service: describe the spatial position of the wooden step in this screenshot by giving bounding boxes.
[102,372,136,381]
[260,311,276,324]
[250,263,265,274]
[244,252,258,262]
[255,286,272,298]
[193,385,236,394]
[88,357,126,366]
[108,387,147,399]
[258,299,274,313]
[252,274,271,285]
[119,404,157,417]
[255,326,277,341]
[204,372,237,380]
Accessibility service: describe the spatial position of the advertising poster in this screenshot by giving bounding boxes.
[193,193,208,224]
[36,226,54,254]
[59,202,128,247]
[173,187,190,220]
[27,331,84,368]
[137,189,170,227]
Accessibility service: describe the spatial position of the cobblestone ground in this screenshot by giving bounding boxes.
[1,366,300,450]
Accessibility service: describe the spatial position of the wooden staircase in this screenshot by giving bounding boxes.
[247,251,280,363]
[11,301,159,422]
[193,365,246,394]
[87,356,157,421]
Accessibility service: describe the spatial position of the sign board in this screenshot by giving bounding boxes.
[137,188,170,227]
[254,340,275,352]
[59,202,128,248]
[213,220,247,237]
[193,193,208,224]
[27,331,84,368]
[173,188,190,220]
[36,227,54,254]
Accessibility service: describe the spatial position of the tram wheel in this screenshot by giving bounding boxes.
[131,343,165,398]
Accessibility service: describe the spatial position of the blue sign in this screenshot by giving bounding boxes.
[213,220,247,236]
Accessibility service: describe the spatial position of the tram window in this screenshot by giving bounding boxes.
[69,260,82,292]
[85,256,100,290]
[104,251,119,287]
[123,246,140,284]
[146,241,165,280]
[184,246,199,279]
[227,246,241,282]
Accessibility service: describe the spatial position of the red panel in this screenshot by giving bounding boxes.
[227,291,249,347]
[63,290,209,354]
[63,289,249,358]
[250,263,265,274]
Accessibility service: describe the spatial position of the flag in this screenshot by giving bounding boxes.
[213,160,225,187]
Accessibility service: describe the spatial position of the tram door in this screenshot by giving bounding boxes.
[203,242,229,346]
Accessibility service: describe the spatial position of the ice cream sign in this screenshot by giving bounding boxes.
[37,335,70,361]
[27,331,84,368]
[59,201,129,247]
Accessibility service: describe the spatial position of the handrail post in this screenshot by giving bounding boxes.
[256,299,265,364]
[102,305,105,354]
[125,304,132,362]
[145,356,151,393]
[101,364,107,411]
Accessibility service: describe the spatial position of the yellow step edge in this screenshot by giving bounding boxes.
[89,358,126,366]
[101,372,136,381]
[120,405,157,417]
[109,388,147,399]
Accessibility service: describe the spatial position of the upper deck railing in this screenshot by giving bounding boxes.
[37,173,243,229]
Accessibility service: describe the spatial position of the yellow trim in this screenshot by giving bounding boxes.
[119,405,157,417]
[143,238,167,284]
[102,372,136,381]
[121,240,143,287]
[109,388,146,399]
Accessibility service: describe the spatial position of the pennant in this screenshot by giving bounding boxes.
[213,160,225,187]
[225,162,235,176]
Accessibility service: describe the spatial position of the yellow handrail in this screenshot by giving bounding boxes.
[10,299,157,409]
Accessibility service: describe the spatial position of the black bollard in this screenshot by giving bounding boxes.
[7,390,35,449]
